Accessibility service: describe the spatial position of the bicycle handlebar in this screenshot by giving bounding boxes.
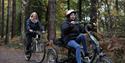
[73,21,92,33]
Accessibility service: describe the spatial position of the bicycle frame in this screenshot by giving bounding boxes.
[32,34,39,52]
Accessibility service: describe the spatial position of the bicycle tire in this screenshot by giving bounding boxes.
[96,56,112,63]
[46,48,58,63]
[31,41,46,63]
[81,47,96,63]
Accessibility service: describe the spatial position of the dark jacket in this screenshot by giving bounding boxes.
[26,19,44,34]
[61,20,84,44]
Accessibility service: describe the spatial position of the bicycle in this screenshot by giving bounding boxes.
[81,23,112,63]
[46,22,112,63]
[24,31,46,63]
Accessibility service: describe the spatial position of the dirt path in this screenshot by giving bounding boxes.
[0,46,38,63]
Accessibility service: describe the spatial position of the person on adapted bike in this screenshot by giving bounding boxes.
[60,9,88,63]
[25,12,45,60]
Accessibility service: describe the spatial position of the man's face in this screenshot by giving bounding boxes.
[69,13,76,21]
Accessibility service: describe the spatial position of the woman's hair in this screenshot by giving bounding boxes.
[29,12,38,20]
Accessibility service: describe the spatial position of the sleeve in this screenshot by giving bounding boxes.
[26,19,31,31]
[38,21,44,31]
[61,22,75,35]
[79,24,86,33]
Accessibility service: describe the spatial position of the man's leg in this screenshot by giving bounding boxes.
[67,40,81,63]
[76,34,88,55]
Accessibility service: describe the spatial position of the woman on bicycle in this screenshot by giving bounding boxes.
[25,12,45,60]
[61,9,88,63]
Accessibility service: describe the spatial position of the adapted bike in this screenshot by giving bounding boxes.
[46,23,112,63]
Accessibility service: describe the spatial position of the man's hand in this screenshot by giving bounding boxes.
[29,29,33,32]
[70,21,76,24]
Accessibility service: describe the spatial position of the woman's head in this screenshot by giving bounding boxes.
[30,12,39,22]
[66,9,76,21]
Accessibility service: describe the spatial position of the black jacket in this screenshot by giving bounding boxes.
[26,19,44,33]
[61,20,84,44]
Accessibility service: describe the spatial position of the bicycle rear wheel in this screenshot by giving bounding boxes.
[31,42,46,63]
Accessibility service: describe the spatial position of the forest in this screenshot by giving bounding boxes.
[0,0,125,63]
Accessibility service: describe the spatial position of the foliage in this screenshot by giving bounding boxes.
[1,0,125,39]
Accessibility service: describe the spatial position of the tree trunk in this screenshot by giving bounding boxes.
[21,0,29,40]
[11,0,16,38]
[67,0,70,10]
[90,0,98,32]
[1,0,4,38]
[47,0,56,41]
[90,0,98,23]
[0,0,1,38]
[18,12,22,34]
[5,0,11,44]
[115,0,119,36]
[78,0,82,21]
[106,0,112,37]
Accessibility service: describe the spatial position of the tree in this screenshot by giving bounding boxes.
[47,0,56,41]
[90,0,98,32]
[11,0,16,38]
[5,0,11,44]
[67,0,70,10]
[0,0,1,38]
[1,0,4,38]
[21,0,29,40]
[78,0,82,21]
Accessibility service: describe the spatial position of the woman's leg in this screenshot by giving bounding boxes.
[25,34,32,55]
[67,40,81,63]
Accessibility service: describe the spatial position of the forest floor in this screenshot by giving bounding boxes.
[0,36,125,63]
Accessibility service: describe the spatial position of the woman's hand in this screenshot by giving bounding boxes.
[42,31,45,34]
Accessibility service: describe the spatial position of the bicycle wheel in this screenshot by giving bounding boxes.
[81,47,96,63]
[31,41,46,63]
[46,48,58,63]
[96,56,112,63]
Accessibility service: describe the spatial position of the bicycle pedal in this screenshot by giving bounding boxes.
[84,56,91,62]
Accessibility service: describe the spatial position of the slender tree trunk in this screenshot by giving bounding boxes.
[106,0,112,37]
[18,12,22,33]
[67,0,70,10]
[0,0,2,38]
[45,5,48,32]
[78,0,82,21]
[21,0,29,40]
[115,0,119,36]
[90,0,98,23]
[48,0,56,41]
[11,0,16,38]
[5,0,11,44]
[1,0,4,38]
[90,0,98,32]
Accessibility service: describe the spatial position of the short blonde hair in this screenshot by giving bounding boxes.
[30,12,38,20]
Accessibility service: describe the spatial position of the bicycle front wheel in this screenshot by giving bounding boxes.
[96,56,112,63]
[31,42,46,63]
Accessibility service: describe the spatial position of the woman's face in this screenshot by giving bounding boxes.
[69,13,76,21]
[32,14,37,20]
